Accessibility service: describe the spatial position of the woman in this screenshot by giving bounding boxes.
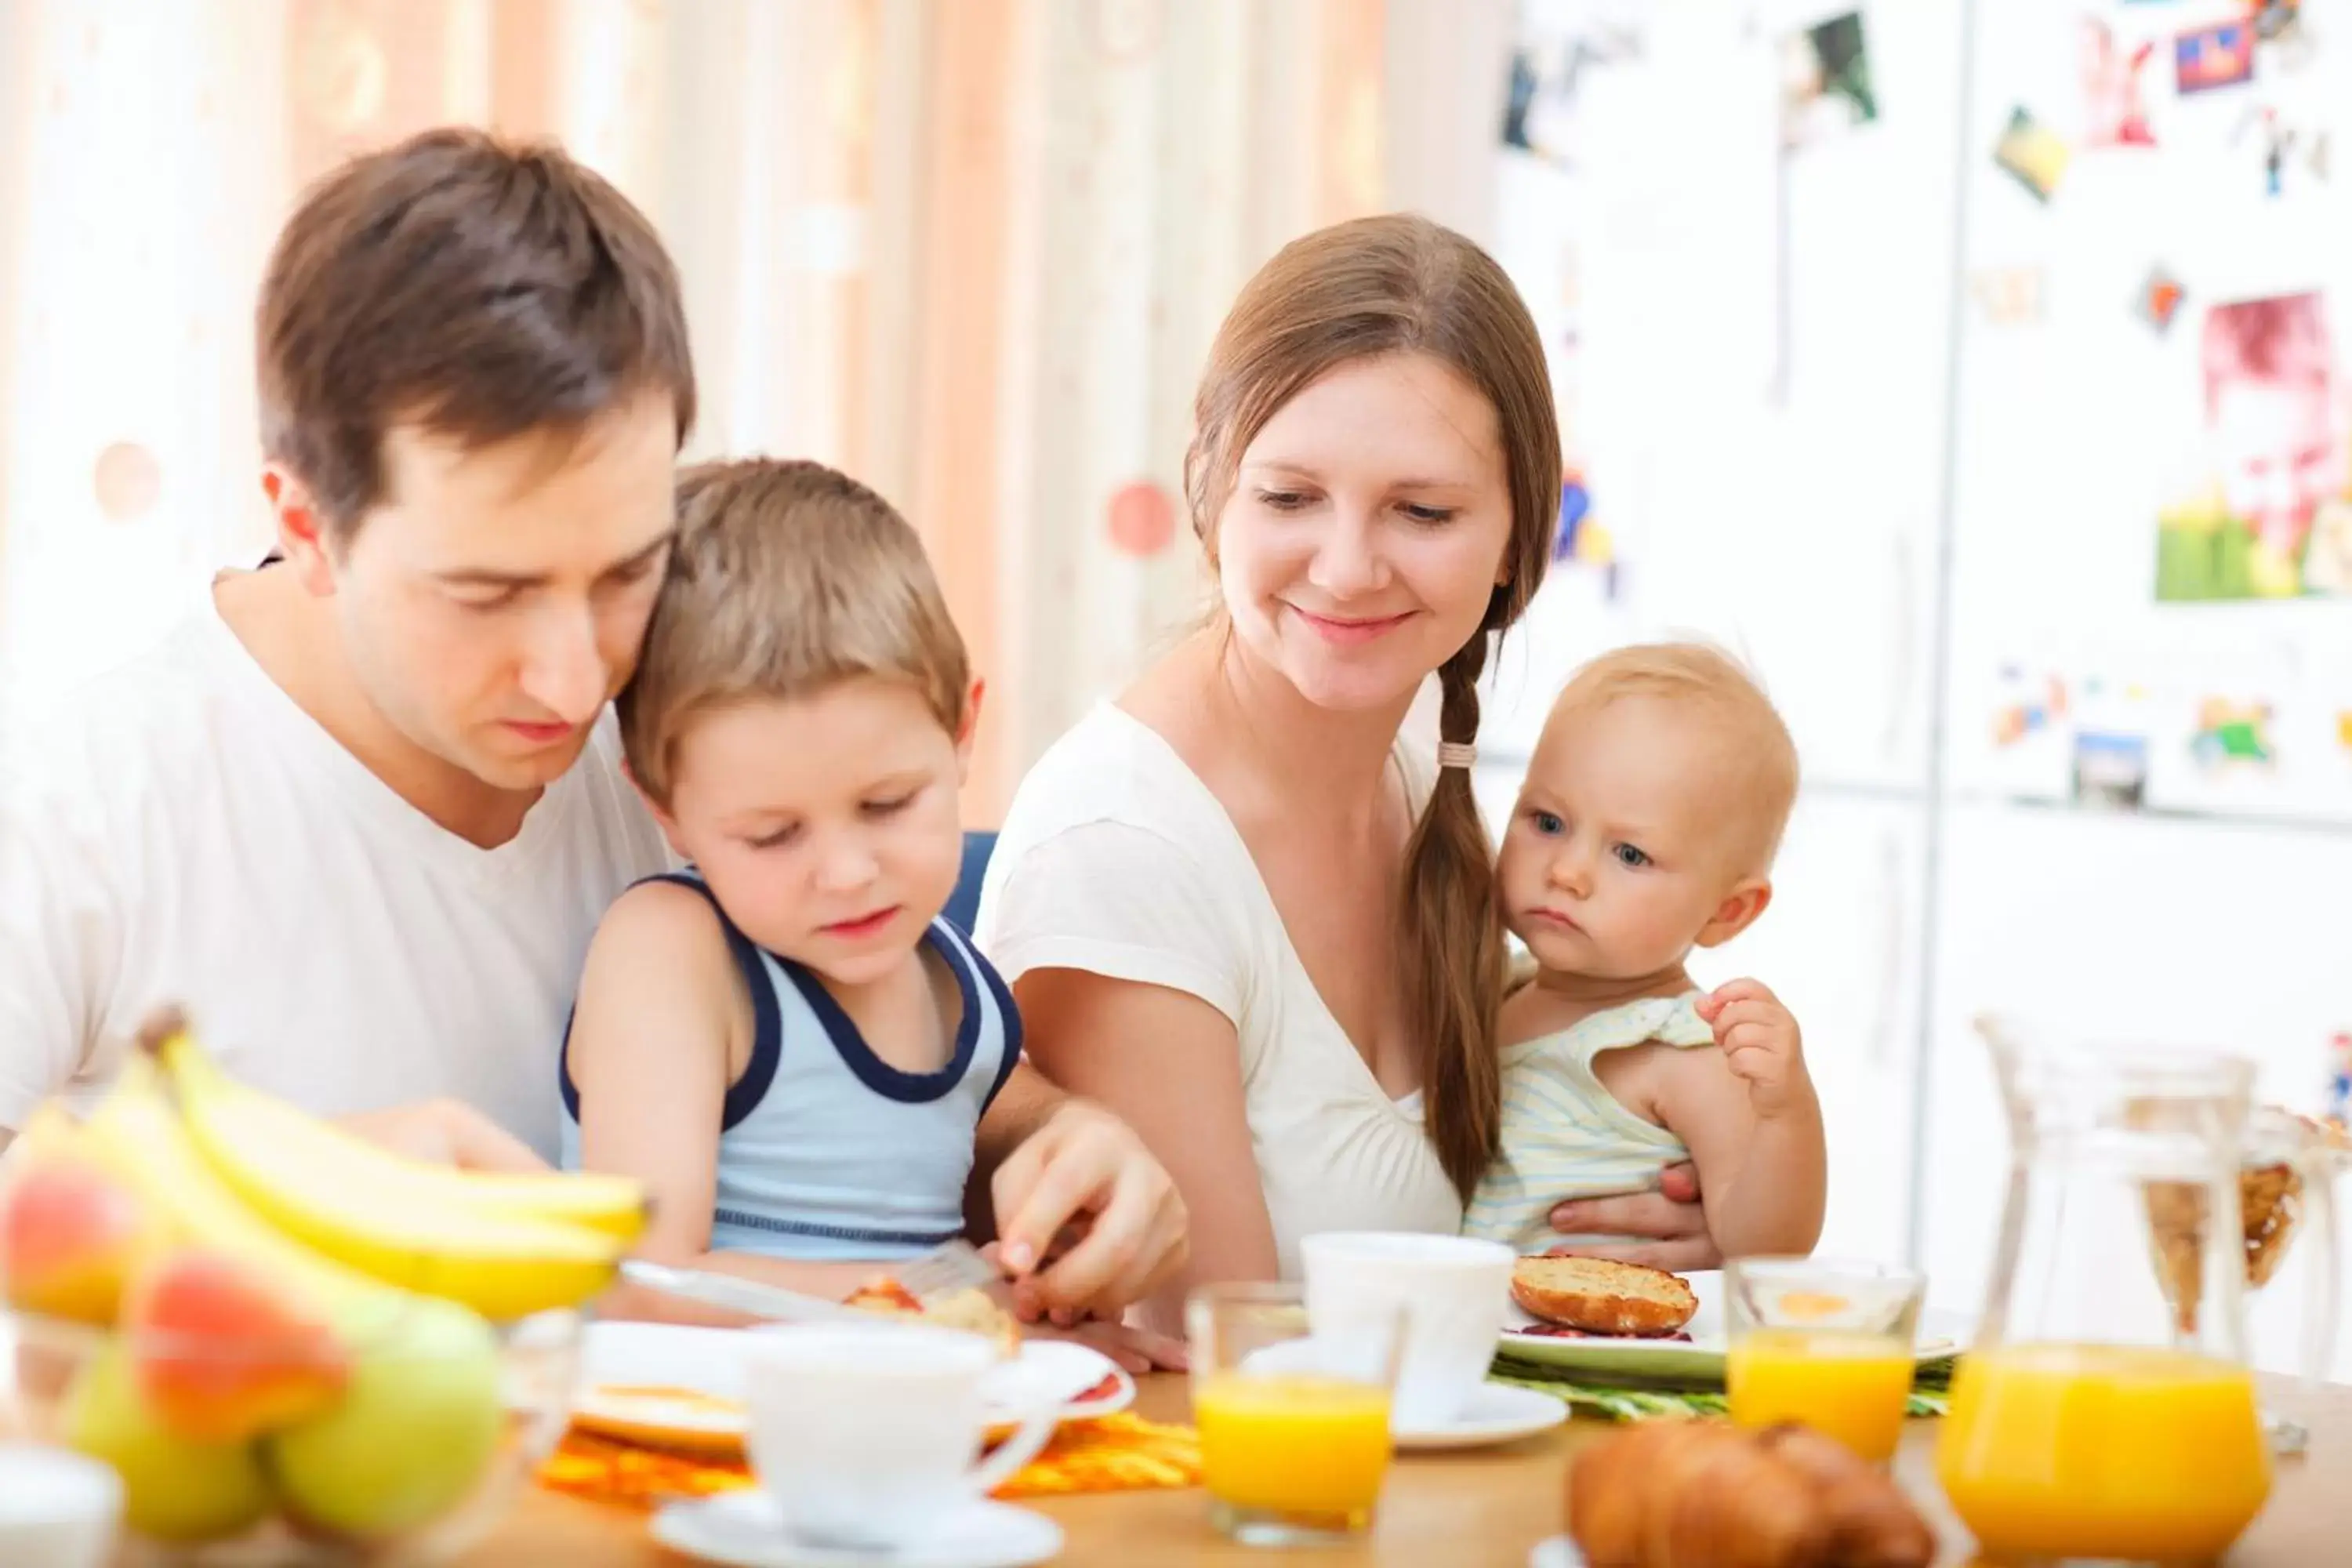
[977,215,1713,1327]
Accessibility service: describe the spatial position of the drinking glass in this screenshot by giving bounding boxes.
[1725,1257,1924,1463]
[1185,1283,1405,1547]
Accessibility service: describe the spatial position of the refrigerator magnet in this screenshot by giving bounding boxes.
[1993,107,2071,204]
[2135,267,2187,334]
[1969,266,2045,326]
[2078,18,2157,150]
[2071,731,2150,813]
[2176,21,2257,95]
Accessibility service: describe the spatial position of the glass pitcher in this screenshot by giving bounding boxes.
[1938,1016,2339,1565]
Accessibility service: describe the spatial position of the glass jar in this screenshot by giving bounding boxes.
[1934,1016,2336,1563]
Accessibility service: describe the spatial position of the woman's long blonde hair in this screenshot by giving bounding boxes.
[1184,213,1560,1200]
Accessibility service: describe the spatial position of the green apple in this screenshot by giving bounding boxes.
[266,1296,504,1538]
[63,1339,271,1542]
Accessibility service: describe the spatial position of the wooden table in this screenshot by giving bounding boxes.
[465,1374,2351,1566]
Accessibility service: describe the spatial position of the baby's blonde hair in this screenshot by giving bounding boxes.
[619,458,970,805]
[1545,641,1800,871]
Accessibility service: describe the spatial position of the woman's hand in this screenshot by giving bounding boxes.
[1021,1312,1190,1374]
[1545,1161,1724,1272]
[992,1099,1190,1319]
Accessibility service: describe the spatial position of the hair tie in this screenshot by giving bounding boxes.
[1437,741,1477,771]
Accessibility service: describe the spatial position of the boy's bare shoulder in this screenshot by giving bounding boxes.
[583,877,737,971]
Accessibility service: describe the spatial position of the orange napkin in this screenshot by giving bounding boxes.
[538,1412,1201,1511]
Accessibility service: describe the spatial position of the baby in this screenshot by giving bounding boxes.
[1462,643,1827,1261]
[561,458,1020,1314]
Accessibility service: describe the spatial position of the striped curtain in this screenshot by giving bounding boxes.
[0,0,1403,822]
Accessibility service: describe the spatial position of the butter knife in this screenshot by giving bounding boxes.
[616,1259,871,1324]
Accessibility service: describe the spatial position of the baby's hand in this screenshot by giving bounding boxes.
[1696,978,1811,1118]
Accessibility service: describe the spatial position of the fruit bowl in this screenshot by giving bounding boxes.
[0,1302,582,1566]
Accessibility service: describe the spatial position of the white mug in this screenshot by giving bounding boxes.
[1299,1232,1513,1429]
[0,1444,120,1568]
[743,1321,1056,1550]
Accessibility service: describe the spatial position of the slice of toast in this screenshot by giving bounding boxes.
[843,1277,1023,1359]
[1511,1255,1698,1336]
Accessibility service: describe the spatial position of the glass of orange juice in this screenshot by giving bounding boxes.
[1725,1257,1925,1464]
[1186,1282,1406,1546]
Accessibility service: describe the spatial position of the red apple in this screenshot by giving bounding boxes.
[0,1153,165,1324]
[126,1248,353,1442]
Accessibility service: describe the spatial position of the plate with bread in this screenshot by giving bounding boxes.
[571,1284,1134,1456]
[1499,1258,1967,1386]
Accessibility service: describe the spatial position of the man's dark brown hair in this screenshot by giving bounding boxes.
[256,126,696,538]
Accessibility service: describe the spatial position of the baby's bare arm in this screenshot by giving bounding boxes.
[1648,1045,1825,1258]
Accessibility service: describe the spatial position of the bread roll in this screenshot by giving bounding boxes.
[1565,1419,1934,1568]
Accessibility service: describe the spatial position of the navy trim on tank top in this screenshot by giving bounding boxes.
[557,872,782,1133]
[782,923,982,1105]
[971,931,1022,1113]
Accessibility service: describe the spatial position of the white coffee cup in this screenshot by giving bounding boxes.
[0,1443,120,1568]
[1298,1232,1513,1429]
[742,1320,1057,1551]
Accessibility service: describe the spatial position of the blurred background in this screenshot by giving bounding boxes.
[1,0,2345,1370]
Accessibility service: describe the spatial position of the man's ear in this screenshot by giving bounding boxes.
[263,464,339,597]
[1695,879,1772,949]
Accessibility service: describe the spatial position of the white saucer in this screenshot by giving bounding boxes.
[1393,1382,1568,1450]
[652,1490,1064,1568]
[1528,1535,1588,1568]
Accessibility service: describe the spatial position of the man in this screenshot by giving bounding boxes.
[0,129,1183,1323]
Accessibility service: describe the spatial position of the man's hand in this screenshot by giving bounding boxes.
[1696,978,1812,1118]
[991,1100,1187,1321]
[335,1099,548,1172]
[1547,1161,1724,1272]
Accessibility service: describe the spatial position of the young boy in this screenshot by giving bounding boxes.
[1462,643,1827,1261]
[561,458,1022,1322]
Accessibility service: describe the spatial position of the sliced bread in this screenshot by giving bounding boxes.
[1511,1255,1699,1336]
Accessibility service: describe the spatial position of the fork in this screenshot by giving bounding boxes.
[891,1237,1004,1302]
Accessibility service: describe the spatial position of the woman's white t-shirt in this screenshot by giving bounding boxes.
[975,704,1463,1278]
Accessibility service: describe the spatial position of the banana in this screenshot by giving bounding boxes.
[141,1018,625,1320]
[79,1058,415,1341]
[154,1030,649,1243]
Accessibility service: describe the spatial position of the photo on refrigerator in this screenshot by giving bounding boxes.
[2154,291,2352,600]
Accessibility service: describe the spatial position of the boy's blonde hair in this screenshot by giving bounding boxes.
[619,458,970,805]
[1547,641,1801,870]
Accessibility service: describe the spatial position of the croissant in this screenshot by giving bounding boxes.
[1566,1420,1935,1568]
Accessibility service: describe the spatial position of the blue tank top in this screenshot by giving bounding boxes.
[558,872,1021,1260]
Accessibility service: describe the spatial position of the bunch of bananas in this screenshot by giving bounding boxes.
[0,1009,647,1547]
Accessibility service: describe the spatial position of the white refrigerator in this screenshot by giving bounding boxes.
[1479,0,2349,1377]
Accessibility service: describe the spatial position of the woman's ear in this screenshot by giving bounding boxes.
[1694,880,1773,949]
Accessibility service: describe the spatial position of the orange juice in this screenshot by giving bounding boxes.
[1726,1329,1915,1461]
[1938,1343,2271,1563]
[1193,1372,1392,1519]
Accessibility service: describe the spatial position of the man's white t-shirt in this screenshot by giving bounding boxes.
[0,587,673,1159]
[975,704,1465,1279]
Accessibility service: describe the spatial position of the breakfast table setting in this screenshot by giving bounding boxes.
[0,1014,2347,1566]
[470,1367,2352,1566]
